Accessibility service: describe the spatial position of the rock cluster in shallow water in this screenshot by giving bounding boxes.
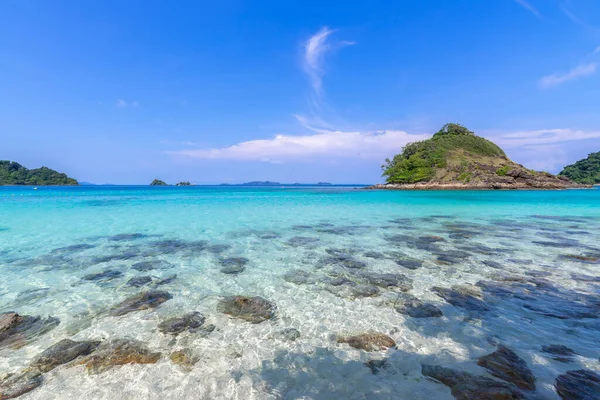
[217,296,276,323]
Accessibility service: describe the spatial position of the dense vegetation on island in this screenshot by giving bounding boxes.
[150,179,167,186]
[175,181,191,186]
[379,123,582,189]
[0,160,78,185]
[559,152,600,184]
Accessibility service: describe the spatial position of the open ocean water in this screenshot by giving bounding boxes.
[1,185,599,399]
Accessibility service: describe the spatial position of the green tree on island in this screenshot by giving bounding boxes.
[559,152,600,184]
[150,179,168,186]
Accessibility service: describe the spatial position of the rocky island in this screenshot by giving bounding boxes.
[370,123,588,190]
[0,160,78,186]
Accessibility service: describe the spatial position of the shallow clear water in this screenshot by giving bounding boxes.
[1,186,599,399]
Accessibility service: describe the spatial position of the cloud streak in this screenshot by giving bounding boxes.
[493,128,600,147]
[170,130,430,163]
[303,27,354,99]
[116,99,139,108]
[514,0,541,18]
[539,62,597,88]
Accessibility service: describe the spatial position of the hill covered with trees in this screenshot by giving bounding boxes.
[0,161,78,185]
[559,152,600,184]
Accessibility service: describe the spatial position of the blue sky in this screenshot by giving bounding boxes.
[1,0,599,184]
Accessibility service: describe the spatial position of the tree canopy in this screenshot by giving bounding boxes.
[150,179,168,186]
[0,160,78,185]
[559,152,600,184]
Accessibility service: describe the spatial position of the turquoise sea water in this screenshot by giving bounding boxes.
[1,186,599,399]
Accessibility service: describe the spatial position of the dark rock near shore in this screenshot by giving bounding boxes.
[541,345,577,363]
[363,273,413,291]
[158,312,205,335]
[154,274,177,286]
[287,236,319,247]
[0,312,60,349]
[283,269,311,285]
[206,244,232,254]
[275,328,300,341]
[126,276,152,287]
[0,370,43,399]
[365,359,391,374]
[421,364,525,399]
[432,286,490,311]
[477,346,536,391]
[363,251,386,259]
[82,269,123,281]
[395,257,423,270]
[170,349,199,370]
[337,332,396,351]
[388,293,443,318]
[79,339,161,374]
[109,233,149,242]
[31,339,101,372]
[109,291,172,316]
[217,296,276,323]
[219,257,248,274]
[555,369,600,400]
[131,259,173,271]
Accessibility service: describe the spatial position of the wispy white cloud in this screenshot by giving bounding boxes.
[514,0,541,18]
[492,128,600,147]
[539,62,597,88]
[115,99,139,108]
[169,130,430,163]
[303,27,354,99]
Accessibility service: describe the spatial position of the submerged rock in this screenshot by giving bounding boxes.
[0,370,43,399]
[287,236,319,247]
[15,288,50,304]
[555,369,600,400]
[319,255,366,270]
[79,339,161,374]
[126,276,152,287]
[169,349,199,370]
[275,328,301,341]
[337,332,396,351]
[217,296,276,323]
[283,269,311,285]
[362,273,413,291]
[158,312,205,335]
[363,251,386,259]
[31,339,101,372]
[109,291,172,316]
[365,359,391,374]
[477,346,535,391]
[219,257,248,274]
[131,260,173,272]
[483,260,503,269]
[387,293,443,318]
[206,244,232,254]
[432,286,490,312]
[0,312,60,349]
[422,364,525,400]
[82,269,123,281]
[108,233,149,242]
[395,257,423,270]
[541,345,577,363]
[154,274,177,286]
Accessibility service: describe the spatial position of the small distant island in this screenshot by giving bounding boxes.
[219,181,333,186]
[559,151,600,184]
[0,160,78,186]
[149,180,194,186]
[370,123,588,190]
